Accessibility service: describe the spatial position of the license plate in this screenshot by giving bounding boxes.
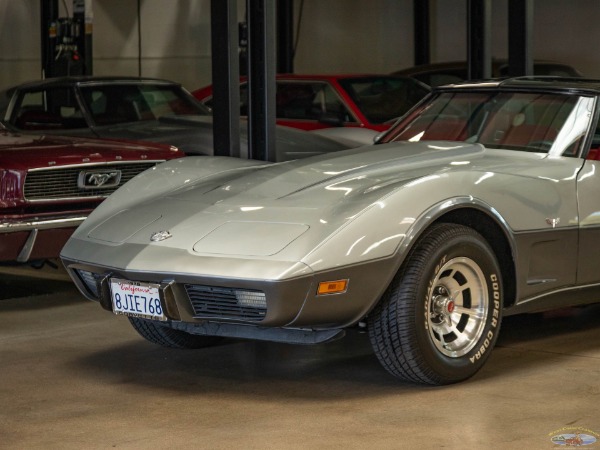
[110,278,166,321]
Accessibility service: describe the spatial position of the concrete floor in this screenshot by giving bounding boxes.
[1,268,600,449]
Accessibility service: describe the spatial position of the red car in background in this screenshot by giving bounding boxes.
[0,130,183,265]
[193,74,430,132]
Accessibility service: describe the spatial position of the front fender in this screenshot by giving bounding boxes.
[293,194,514,328]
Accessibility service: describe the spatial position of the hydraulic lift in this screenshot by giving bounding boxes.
[41,0,93,78]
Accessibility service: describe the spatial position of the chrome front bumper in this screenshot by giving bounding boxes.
[0,216,87,233]
[0,216,87,262]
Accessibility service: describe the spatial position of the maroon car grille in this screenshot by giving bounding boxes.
[23,162,159,201]
[185,284,267,322]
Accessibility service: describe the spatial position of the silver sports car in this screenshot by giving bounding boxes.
[61,77,600,385]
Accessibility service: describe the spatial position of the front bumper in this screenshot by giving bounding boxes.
[62,254,397,340]
[0,216,87,233]
[0,216,86,262]
[64,260,316,327]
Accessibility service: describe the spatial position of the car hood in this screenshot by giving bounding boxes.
[0,131,180,171]
[79,141,485,247]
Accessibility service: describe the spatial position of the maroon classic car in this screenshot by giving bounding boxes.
[0,129,183,265]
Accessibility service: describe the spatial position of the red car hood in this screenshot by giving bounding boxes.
[0,132,182,171]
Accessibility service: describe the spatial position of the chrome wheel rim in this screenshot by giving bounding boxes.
[427,257,488,357]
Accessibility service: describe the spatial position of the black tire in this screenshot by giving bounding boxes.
[368,223,503,385]
[128,317,223,349]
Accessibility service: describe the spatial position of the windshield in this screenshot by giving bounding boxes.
[80,84,210,126]
[338,76,430,124]
[381,91,595,156]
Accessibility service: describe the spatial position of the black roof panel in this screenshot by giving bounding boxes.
[436,76,600,94]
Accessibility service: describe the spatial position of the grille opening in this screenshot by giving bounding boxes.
[75,269,103,299]
[185,284,267,321]
[24,162,159,201]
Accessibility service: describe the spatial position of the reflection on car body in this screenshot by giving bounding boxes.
[61,77,600,385]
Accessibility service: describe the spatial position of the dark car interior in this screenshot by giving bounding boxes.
[12,87,87,131]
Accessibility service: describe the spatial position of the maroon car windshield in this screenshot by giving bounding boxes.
[80,84,209,126]
[381,91,585,155]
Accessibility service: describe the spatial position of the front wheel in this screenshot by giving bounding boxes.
[368,223,503,385]
[128,317,223,349]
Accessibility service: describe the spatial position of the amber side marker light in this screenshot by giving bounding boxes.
[317,279,349,295]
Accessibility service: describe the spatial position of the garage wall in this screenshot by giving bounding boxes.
[430,0,600,78]
[533,0,600,77]
[292,0,413,74]
[93,0,214,89]
[0,0,216,91]
[295,0,600,78]
[0,1,41,89]
[0,0,599,92]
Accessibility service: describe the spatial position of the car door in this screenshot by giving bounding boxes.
[576,120,600,285]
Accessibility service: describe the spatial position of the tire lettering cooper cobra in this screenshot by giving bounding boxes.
[470,274,501,364]
[368,223,504,385]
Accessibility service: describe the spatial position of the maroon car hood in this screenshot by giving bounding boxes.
[0,132,181,171]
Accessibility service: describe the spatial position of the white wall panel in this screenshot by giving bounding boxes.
[430,0,599,78]
[93,0,213,89]
[293,0,413,74]
[0,1,41,88]
[533,0,600,77]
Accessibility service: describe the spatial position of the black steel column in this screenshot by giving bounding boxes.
[508,0,533,77]
[467,0,491,80]
[210,0,241,157]
[73,0,93,75]
[40,0,59,78]
[247,0,277,162]
[277,0,294,73]
[413,0,430,66]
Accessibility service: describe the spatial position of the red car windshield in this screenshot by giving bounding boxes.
[381,91,586,155]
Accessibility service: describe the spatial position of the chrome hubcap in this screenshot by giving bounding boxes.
[427,257,488,357]
[431,287,455,327]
